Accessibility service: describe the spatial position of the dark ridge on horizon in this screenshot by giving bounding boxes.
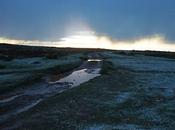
[0,43,107,50]
[0,43,107,59]
[1,43,175,60]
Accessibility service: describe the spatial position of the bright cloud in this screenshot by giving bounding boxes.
[1,33,175,52]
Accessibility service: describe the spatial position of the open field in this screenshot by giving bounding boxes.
[0,44,104,94]
[0,44,175,130]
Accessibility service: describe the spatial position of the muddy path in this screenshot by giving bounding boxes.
[0,53,103,127]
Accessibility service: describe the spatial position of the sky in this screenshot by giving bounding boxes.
[1,0,175,51]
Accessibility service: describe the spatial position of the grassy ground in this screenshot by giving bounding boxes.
[10,53,175,130]
[0,73,42,94]
[0,43,105,59]
[0,44,104,94]
[1,44,175,129]
[0,53,84,94]
[10,63,146,129]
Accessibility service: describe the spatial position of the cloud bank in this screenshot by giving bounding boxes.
[1,34,175,52]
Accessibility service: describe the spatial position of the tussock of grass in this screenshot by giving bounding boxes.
[100,61,115,75]
[0,64,6,69]
[47,61,82,74]
[0,73,43,94]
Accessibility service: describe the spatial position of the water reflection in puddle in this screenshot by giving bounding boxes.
[49,59,102,87]
[49,68,101,87]
[87,59,102,62]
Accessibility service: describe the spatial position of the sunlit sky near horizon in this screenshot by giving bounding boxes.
[1,0,175,51]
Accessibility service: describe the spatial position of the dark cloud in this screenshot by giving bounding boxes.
[0,0,175,41]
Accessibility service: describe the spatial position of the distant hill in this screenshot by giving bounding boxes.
[0,43,175,59]
[0,43,106,59]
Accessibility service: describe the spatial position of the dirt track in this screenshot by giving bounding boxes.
[0,53,102,129]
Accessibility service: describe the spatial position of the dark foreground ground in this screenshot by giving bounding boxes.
[0,44,175,130]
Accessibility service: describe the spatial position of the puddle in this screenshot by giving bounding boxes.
[49,59,102,87]
[25,59,102,96]
[49,68,101,87]
[87,59,102,62]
